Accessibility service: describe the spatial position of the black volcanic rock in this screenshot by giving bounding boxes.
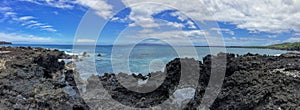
[1,46,300,109]
[98,58,190,108]
[86,53,300,110]
[33,54,65,78]
[0,47,89,110]
[185,53,300,110]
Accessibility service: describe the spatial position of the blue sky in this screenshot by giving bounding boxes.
[0,0,300,46]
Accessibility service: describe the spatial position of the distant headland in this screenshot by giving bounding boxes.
[227,42,300,51]
[0,41,12,45]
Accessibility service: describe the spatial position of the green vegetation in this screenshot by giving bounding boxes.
[228,42,300,51]
[266,42,300,50]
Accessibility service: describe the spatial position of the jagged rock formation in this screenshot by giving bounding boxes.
[1,46,299,110]
[0,46,88,110]
[86,53,300,110]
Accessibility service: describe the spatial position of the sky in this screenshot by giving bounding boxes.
[0,0,300,46]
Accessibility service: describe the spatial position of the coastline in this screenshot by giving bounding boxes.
[0,46,300,109]
[0,46,88,109]
[87,53,300,109]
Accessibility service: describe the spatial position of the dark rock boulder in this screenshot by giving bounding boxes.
[33,54,65,78]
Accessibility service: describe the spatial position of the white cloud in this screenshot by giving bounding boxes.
[166,22,185,28]
[15,16,57,32]
[186,21,196,29]
[76,39,96,43]
[20,0,75,9]
[9,0,300,45]
[170,11,187,22]
[267,35,278,38]
[21,20,37,26]
[18,0,300,33]
[224,37,281,46]
[75,0,114,19]
[285,36,300,42]
[120,3,195,29]
[0,7,16,22]
[19,16,35,21]
[139,29,154,33]
[21,0,114,19]
[4,12,16,16]
[126,4,169,28]
[120,0,300,33]
[0,5,57,32]
[110,16,130,23]
[211,28,235,35]
[294,33,300,36]
[53,11,59,15]
[0,32,53,43]
[118,27,282,46]
[0,7,11,12]
[41,27,57,32]
[111,17,119,21]
[23,20,57,32]
[119,29,209,45]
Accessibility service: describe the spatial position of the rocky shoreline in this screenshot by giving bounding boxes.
[85,53,300,109]
[0,46,88,110]
[0,46,300,109]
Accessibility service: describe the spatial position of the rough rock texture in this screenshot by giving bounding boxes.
[0,46,88,110]
[88,53,300,109]
[99,58,199,108]
[186,53,300,110]
[1,46,300,110]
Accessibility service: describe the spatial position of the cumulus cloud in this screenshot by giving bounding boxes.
[120,0,300,33]
[125,4,171,28]
[19,0,300,34]
[75,0,114,19]
[11,0,299,45]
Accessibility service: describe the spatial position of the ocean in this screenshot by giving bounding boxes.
[5,44,298,77]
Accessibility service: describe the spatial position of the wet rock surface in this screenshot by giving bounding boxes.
[0,46,88,110]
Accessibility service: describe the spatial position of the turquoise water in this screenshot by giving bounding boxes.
[5,44,298,75]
